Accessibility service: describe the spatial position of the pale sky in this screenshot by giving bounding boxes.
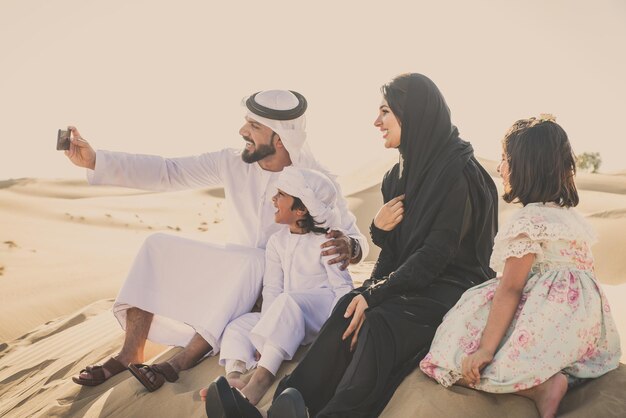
[1,0,625,180]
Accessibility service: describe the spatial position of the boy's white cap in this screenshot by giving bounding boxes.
[276,166,340,229]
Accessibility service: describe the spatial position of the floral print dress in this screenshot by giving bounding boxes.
[420,203,621,392]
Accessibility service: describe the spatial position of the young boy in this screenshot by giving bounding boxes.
[210,166,353,408]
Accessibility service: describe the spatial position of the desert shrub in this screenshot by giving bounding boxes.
[576,152,602,173]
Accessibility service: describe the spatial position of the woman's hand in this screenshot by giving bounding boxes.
[65,126,96,170]
[373,195,405,231]
[342,295,369,352]
[461,348,493,386]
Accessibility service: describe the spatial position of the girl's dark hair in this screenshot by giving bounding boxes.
[502,117,579,207]
[291,197,329,235]
[380,73,412,124]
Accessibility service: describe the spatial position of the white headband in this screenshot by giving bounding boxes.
[245,89,313,167]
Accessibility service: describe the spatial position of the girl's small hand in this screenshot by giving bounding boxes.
[461,348,493,386]
[342,295,369,352]
[373,195,405,231]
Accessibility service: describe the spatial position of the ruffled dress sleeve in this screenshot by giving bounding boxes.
[489,204,596,273]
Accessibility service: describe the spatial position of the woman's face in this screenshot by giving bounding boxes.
[374,98,401,149]
[497,151,511,191]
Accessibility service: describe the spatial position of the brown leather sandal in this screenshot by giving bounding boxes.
[72,357,127,386]
[128,362,179,392]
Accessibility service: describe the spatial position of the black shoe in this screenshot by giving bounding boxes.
[268,388,308,418]
[204,376,263,418]
[205,376,237,418]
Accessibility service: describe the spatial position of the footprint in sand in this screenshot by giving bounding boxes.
[0,265,4,276]
[4,240,18,249]
[63,213,85,222]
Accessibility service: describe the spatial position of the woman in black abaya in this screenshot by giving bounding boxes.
[213,73,499,418]
[265,73,499,417]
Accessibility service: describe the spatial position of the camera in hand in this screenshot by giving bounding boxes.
[57,128,71,150]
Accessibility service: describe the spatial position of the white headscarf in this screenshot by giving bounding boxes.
[276,166,341,229]
[245,90,317,168]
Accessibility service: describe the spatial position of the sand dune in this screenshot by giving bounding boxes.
[0,179,228,342]
[2,295,624,418]
[1,169,625,417]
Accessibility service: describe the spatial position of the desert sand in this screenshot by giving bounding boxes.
[1,160,625,417]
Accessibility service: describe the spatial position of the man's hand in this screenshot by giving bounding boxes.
[321,230,352,270]
[373,194,405,231]
[461,347,493,386]
[342,295,368,352]
[65,126,96,170]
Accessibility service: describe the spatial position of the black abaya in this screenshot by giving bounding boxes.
[276,179,478,417]
[273,74,498,417]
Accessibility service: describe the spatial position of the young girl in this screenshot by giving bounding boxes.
[420,115,621,418]
[204,166,353,414]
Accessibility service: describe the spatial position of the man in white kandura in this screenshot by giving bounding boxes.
[66,90,368,391]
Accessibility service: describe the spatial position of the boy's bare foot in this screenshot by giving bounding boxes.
[516,373,568,418]
[227,371,252,390]
[241,367,275,405]
[201,370,255,401]
[199,387,208,401]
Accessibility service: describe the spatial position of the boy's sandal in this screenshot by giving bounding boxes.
[72,357,127,386]
[128,361,179,392]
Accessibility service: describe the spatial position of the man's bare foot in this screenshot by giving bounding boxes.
[227,371,253,390]
[516,373,568,418]
[241,367,275,405]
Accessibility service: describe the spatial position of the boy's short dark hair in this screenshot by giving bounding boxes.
[503,118,579,208]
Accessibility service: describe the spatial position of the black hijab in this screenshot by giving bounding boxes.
[381,74,497,279]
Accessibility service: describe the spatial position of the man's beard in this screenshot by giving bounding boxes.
[241,136,277,163]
